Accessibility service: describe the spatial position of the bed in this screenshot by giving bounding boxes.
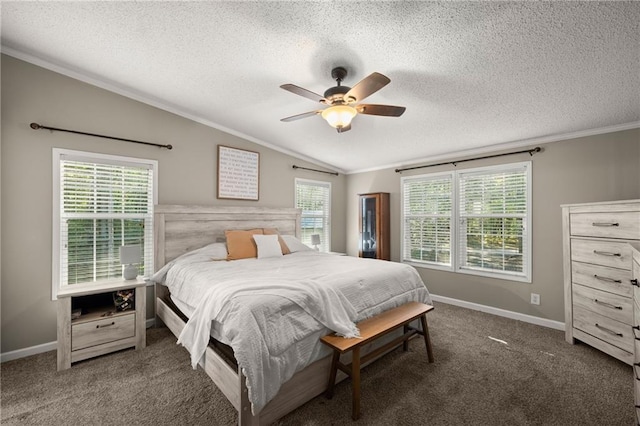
[152,205,432,425]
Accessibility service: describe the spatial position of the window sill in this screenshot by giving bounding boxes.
[404,260,530,283]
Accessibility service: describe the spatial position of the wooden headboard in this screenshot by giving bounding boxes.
[154,205,302,270]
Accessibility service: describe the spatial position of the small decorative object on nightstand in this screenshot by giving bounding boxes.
[120,245,141,280]
[56,279,146,371]
[311,234,321,251]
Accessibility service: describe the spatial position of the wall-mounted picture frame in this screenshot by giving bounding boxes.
[217,145,260,201]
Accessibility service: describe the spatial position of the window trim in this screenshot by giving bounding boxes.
[294,178,332,252]
[52,148,158,300]
[401,161,532,283]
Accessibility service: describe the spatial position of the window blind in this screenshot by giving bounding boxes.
[401,173,453,266]
[295,179,331,252]
[57,153,155,288]
[458,164,529,277]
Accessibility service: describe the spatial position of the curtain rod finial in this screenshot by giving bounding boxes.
[30,122,42,130]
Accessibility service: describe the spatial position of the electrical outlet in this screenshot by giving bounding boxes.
[530,293,540,305]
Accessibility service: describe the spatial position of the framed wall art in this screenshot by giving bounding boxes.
[217,145,260,201]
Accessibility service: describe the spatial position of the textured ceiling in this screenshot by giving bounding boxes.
[2,1,639,173]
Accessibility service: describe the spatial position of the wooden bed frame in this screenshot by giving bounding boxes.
[153,205,407,425]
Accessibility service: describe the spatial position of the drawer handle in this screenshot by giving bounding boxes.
[593,299,623,310]
[593,250,622,257]
[591,222,619,227]
[96,322,115,329]
[632,279,639,287]
[635,363,640,380]
[633,325,640,340]
[593,274,622,284]
[594,323,623,337]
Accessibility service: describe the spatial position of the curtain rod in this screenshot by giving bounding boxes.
[395,147,541,173]
[30,122,173,150]
[292,165,339,176]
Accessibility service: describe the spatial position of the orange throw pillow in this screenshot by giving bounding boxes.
[225,229,264,260]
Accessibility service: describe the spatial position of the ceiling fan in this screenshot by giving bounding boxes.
[280,67,406,133]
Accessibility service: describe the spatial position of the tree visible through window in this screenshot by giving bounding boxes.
[295,178,331,252]
[401,162,531,282]
[53,149,157,298]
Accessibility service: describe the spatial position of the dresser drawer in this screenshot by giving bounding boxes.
[633,248,640,302]
[72,313,135,351]
[571,239,633,270]
[571,261,632,297]
[573,305,632,353]
[570,211,640,239]
[572,283,632,324]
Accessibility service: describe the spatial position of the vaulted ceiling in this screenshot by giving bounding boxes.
[2,1,639,173]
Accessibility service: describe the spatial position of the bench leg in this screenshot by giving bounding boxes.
[326,350,340,399]
[351,346,361,420]
[402,324,409,351]
[420,314,434,363]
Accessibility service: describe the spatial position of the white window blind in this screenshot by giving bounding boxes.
[53,149,156,297]
[458,164,529,278]
[401,161,531,282]
[295,178,331,252]
[401,173,453,267]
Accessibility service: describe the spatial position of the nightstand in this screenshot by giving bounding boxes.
[57,279,146,371]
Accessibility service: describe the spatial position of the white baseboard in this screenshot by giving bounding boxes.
[430,294,565,331]
[1,341,58,363]
[1,318,158,363]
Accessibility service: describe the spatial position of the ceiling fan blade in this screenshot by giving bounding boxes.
[344,72,390,103]
[356,104,406,117]
[280,110,321,122]
[280,84,327,103]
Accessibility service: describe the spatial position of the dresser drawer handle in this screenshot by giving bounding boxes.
[595,323,623,337]
[635,363,640,380]
[632,279,639,287]
[96,322,115,329]
[593,299,623,310]
[593,250,621,257]
[634,325,640,340]
[592,222,619,227]
[593,274,622,284]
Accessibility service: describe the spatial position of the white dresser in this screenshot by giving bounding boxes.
[631,243,640,423]
[562,200,640,365]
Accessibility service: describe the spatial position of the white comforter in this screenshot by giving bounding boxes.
[152,249,431,414]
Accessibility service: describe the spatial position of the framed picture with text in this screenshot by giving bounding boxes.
[217,145,260,201]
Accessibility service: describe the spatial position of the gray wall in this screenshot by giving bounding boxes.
[0,55,347,353]
[346,129,640,322]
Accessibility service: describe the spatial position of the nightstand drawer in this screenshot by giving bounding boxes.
[570,211,640,239]
[571,239,633,270]
[72,313,135,351]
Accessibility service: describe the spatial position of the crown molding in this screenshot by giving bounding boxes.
[1,46,345,175]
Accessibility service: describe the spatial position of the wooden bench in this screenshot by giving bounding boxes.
[320,301,435,420]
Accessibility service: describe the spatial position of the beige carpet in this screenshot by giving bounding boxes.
[1,302,633,425]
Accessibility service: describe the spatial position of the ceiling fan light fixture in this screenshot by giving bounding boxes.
[321,105,357,129]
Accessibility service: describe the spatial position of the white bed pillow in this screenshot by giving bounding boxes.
[200,242,229,260]
[253,234,284,259]
[280,235,313,253]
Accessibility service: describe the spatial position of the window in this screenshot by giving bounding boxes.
[401,162,531,282]
[295,178,331,252]
[52,149,157,299]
